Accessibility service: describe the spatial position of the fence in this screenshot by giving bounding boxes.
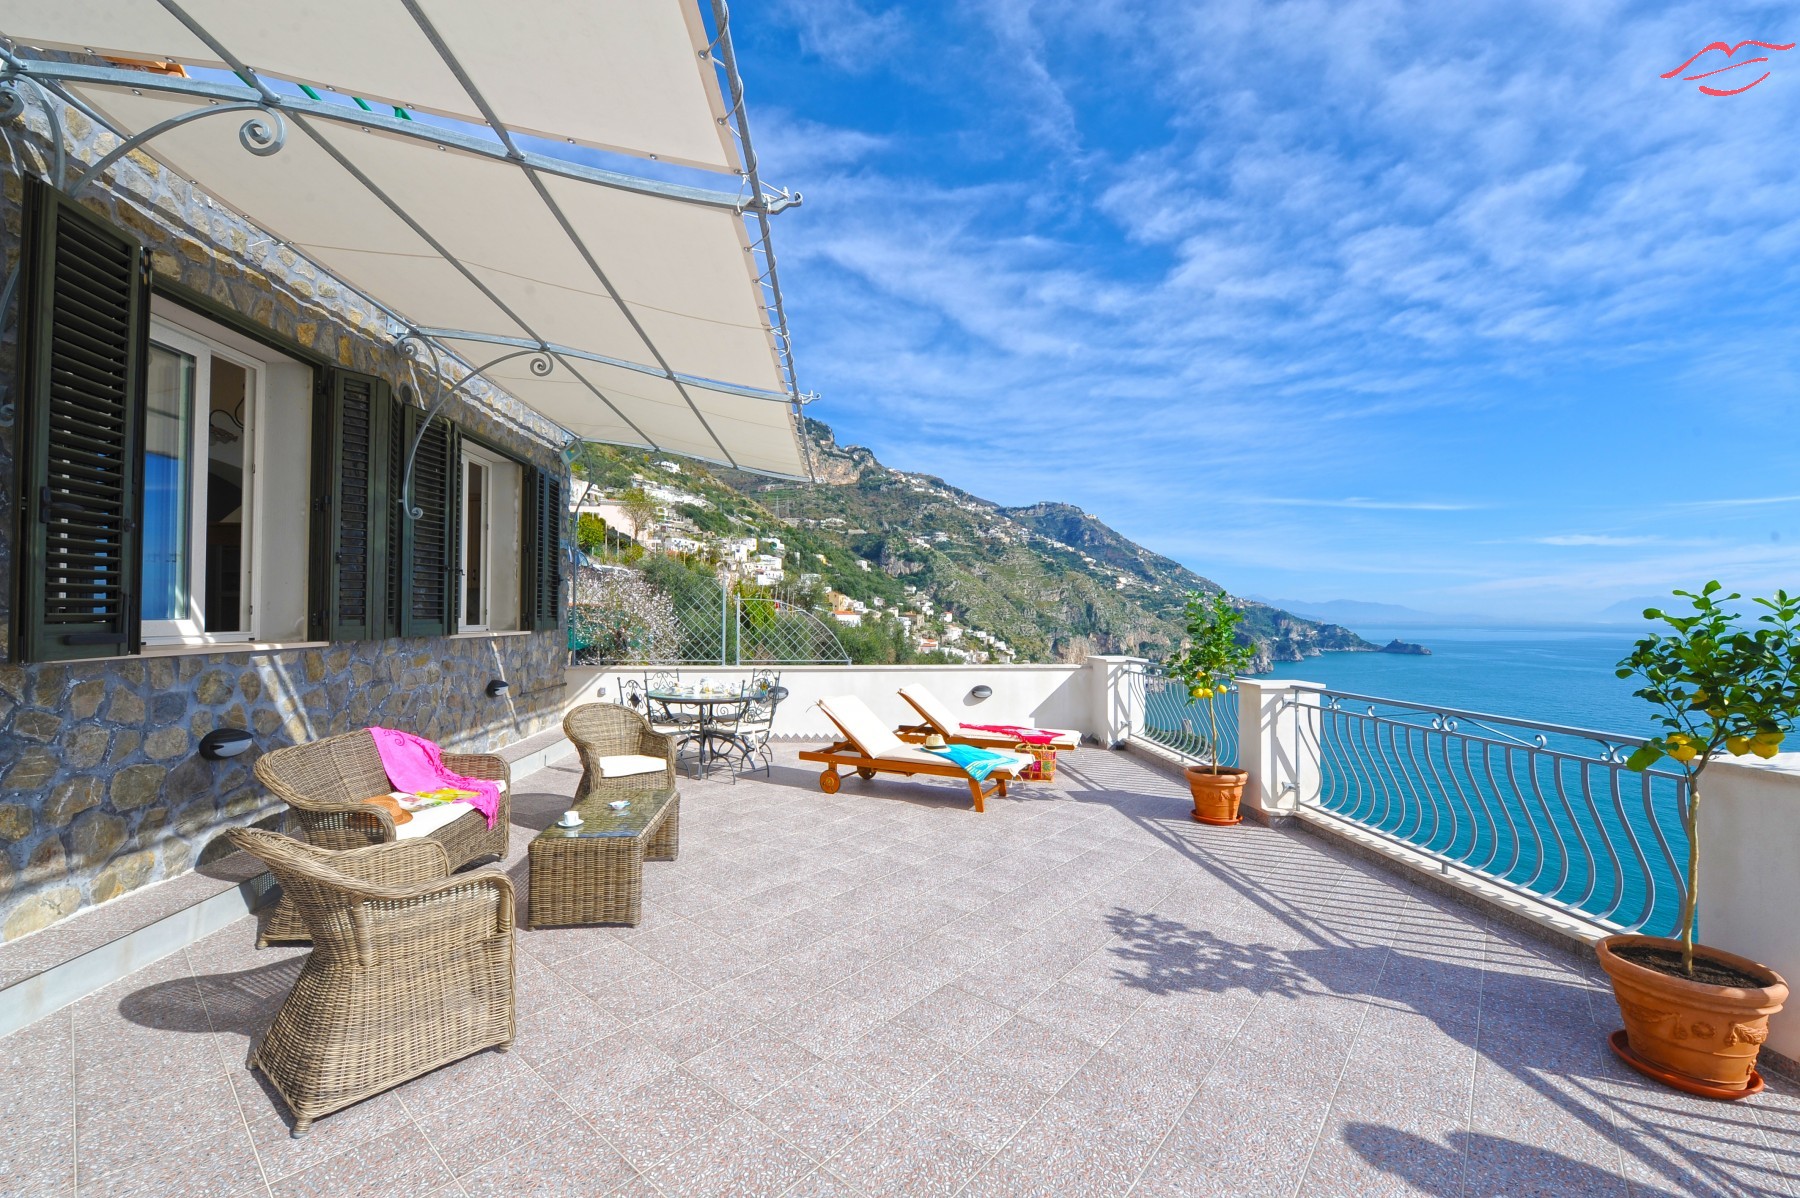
[568,561,848,665]
[1299,688,1690,936]
[1139,665,1240,767]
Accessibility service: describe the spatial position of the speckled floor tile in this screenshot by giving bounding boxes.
[582,1066,736,1170]
[456,1127,638,1198]
[685,1029,819,1107]
[752,1058,900,1159]
[642,1111,816,1198]
[267,1126,455,1198]
[5,745,1793,1196]
[824,1105,991,1198]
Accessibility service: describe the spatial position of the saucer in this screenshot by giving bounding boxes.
[556,816,583,828]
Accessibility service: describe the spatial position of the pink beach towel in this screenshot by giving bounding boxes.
[368,727,501,829]
[960,723,1062,746]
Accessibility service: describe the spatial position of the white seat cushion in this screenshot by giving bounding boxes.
[393,800,477,840]
[596,753,668,779]
[818,695,907,759]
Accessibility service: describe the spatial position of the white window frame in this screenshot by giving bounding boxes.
[460,453,492,632]
[142,321,261,645]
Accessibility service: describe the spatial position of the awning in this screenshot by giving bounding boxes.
[1,0,810,477]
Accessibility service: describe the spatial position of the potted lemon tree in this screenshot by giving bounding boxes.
[1598,582,1797,1098]
[1166,590,1258,825]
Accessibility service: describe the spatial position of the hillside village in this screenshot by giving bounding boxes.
[570,421,1375,667]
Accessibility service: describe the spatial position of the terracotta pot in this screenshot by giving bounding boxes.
[1184,765,1248,825]
[1596,934,1788,1095]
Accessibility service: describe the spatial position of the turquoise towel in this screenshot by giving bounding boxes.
[927,743,1028,782]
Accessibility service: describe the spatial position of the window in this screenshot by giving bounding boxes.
[141,302,314,646]
[458,443,522,632]
[14,175,558,662]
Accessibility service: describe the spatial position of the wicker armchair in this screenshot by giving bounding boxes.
[252,729,510,945]
[564,703,677,801]
[226,828,515,1136]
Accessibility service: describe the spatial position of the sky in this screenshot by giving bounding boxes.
[725,0,1800,622]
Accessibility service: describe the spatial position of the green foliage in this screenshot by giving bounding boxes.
[1165,590,1257,692]
[678,503,731,535]
[1618,583,1800,974]
[1618,583,1799,773]
[1164,590,1258,774]
[619,487,657,539]
[575,512,608,554]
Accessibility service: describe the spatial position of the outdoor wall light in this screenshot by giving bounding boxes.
[969,685,994,701]
[486,679,511,698]
[199,728,255,760]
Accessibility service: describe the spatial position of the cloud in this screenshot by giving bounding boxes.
[756,0,1800,617]
[1234,497,1488,512]
[773,0,906,70]
[1534,534,1662,546]
[1675,495,1800,509]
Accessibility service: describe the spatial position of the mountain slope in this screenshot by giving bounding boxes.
[576,420,1376,669]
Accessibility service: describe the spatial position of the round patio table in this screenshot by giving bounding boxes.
[647,688,758,776]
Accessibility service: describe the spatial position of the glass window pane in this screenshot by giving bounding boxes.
[465,461,486,625]
[143,344,194,623]
[205,357,250,632]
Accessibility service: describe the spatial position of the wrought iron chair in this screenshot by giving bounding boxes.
[720,672,786,777]
[226,827,514,1137]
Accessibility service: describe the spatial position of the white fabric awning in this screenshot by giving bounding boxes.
[5,0,738,170]
[2,0,809,477]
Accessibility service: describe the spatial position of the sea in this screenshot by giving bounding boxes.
[1280,625,1654,738]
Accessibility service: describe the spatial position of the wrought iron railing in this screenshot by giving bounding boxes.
[1139,666,1240,768]
[1297,688,1689,936]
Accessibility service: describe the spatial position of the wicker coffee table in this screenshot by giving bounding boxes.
[528,780,679,927]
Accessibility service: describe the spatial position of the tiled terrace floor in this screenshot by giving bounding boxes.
[4,746,1797,1197]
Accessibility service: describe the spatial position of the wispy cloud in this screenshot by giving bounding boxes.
[772,0,906,71]
[1676,495,1800,509]
[1534,534,1662,547]
[1233,497,1488,512]
[750,0,1800,618]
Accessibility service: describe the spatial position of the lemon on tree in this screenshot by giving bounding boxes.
[1619,582,1800,976]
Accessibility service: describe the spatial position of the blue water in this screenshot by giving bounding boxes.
[1278,625,1654,738]
[1139,625,1689,933]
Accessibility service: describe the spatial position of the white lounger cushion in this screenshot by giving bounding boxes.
[817,695,945,768]
[596,753,669,778]
[898,685,1079,746]
[393,800,477,840]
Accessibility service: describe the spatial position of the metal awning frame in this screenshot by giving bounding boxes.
[0,0,814,479]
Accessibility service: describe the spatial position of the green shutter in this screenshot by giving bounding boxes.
[309,369,391,641]
[396,403,460,637]
[522,465,563,631]
[13,177,149,663]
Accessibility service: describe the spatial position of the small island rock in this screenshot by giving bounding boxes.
[1379,638,1431,655]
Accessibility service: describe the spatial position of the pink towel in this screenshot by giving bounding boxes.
[961,723,1062,746]
[368,727,501,829]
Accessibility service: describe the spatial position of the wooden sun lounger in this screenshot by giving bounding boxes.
[797,695,1019,812]
[896,685,1081,752]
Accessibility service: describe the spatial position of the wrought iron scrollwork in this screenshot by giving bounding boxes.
[395,331,554,520]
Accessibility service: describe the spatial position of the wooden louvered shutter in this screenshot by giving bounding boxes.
[14,177,149,663]
[396,404,460,637]
[521,466,563,631]
[309,369,391,641]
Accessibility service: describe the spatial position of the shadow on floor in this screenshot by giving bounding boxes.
[1343,1124,1690,1197]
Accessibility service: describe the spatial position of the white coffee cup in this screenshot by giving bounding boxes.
[559,810,582,827]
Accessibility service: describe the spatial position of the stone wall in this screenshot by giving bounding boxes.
[0,634,564,939]
[0,78,571,941]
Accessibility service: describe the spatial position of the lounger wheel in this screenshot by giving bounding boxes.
[856,767,876,780]
[819,769,842,794]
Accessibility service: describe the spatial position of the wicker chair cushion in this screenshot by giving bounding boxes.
[596,754,670,779]
[394,801,478,840]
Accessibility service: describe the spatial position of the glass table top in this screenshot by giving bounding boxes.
[537,781,677,840]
